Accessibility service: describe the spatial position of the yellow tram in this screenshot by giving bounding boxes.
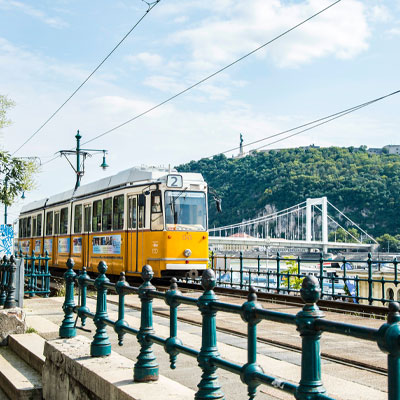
[17,166,209,278]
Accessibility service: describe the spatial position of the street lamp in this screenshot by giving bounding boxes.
[59,130,109,190]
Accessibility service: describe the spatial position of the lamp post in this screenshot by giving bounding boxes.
[4,176,8,225]
[59,131,109,190]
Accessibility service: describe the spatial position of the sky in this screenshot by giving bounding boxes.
[0,0,399,223]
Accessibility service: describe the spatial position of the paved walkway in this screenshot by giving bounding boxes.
[22,291,389,400]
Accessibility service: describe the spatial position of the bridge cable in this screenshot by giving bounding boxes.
[80,0,343,147]
[11,0,161,156]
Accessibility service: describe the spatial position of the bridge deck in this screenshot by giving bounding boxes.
[25,294,387,400]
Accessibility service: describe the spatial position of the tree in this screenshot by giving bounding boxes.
[1,95,38,209]
[281,257,303,290]
[376,234,400,252]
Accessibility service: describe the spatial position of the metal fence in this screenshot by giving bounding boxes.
[210,251,399,305]
[18,250,51,298]
[61,259,400,400]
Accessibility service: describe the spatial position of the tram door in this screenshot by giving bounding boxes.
[83,204,92,270]
[53,211,60,266]
[127,196,137,272]
[127,194,146,273]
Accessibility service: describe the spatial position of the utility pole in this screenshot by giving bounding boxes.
[4,177,8,225]
[59,130,109,190]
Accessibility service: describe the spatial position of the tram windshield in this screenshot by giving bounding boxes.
[165,191,207,231]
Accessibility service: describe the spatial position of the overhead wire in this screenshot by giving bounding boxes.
[80,0,343,146]
[11,0,161,156]
[254,89,400,152]
[206,89,400,158]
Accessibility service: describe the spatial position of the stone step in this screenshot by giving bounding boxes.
[0,347,42,400]
[8,334,45,374]
[25,315,59,340]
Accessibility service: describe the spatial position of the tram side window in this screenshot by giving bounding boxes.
[84,206,91,232]
[151,190,163,230]
[54,213,60,235]
[32,217,37,238]
[46,212,53,235]
[37,214,42,236]
[128,197,137,229]
[18,221,22,238]
[92,200,102,232]
[113,195,124,230]
[138,194,145,228]
[26,217,31,237]
[60,208,68,234]
[102,198,112,231]
[74,205,82,233]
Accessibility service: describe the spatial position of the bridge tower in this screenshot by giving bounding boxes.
[306,197,328,253]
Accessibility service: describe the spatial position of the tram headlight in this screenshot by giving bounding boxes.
[184,249,192,257]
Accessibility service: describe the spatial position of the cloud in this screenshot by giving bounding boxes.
[168,0,370,69]
[387,27,400,36]
[126,52,163,69]
[368,4,391,22]
[0,0,68,28]
[143,75,186,93]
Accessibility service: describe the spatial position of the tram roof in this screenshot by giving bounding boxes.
[20,166,205,214]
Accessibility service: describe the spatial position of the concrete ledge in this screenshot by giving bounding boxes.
[43,336,195,400]
[8,334,45,373]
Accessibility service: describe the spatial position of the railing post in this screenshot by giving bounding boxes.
[196,269,224,400]
[4,256,17,309]
[59,258,77,338]
[240,251,243,290]
[240,286,264,399]
[276,252,281,294]
[224,254,227,274]
[114,272,129,346]
[319,252,324,298]
[377,302,400,400]
[77,266,90,328]
[30,251,36,297]
[134,265,158,382]
[367,252,373,305]
[0,256,8,306]
[165,277,183,369]
[295,276,326,399]
[91,261,111,357]
[44,251,50,297]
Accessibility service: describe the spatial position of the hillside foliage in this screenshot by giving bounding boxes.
[178,147,400,240]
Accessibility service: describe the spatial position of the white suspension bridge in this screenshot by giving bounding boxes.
[209,197,378,253]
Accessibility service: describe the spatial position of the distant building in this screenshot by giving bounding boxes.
[383,145,400,155]
[367,147,383,155]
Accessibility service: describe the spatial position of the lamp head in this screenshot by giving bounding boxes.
[100,151,109,171]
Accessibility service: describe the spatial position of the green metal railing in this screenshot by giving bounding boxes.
[18,250,51,297]
[61,259,400,400]
[0,255,17,308]
[209,251,399,305]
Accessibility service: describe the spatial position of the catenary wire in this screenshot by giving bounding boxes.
[253,89,400,152]
[81,0,342,146]
[40,88,400,168]
[208,89,400,158]
[11,0,161,156]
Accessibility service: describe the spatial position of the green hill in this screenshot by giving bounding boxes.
[178,146,400,240]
